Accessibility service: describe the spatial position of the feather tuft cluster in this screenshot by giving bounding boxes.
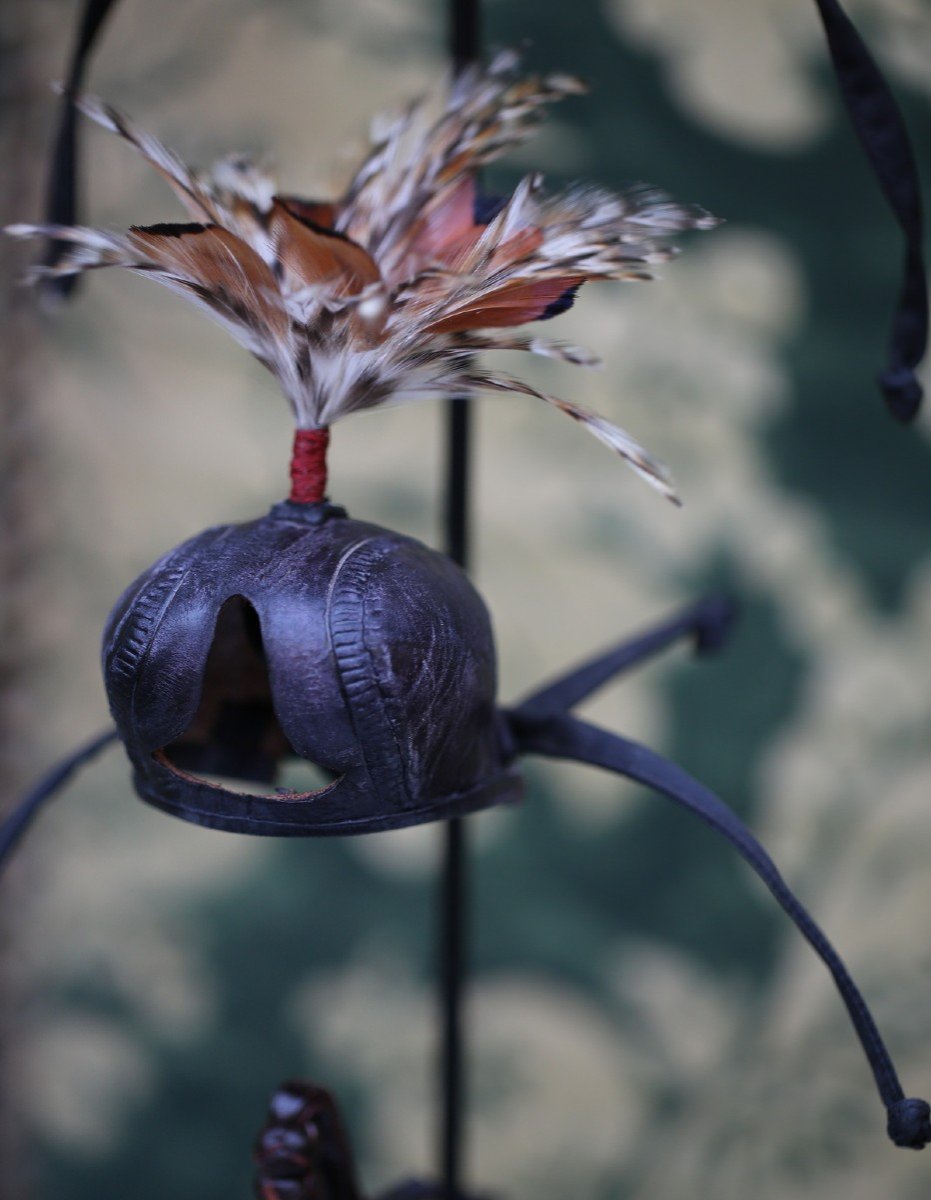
[7,51,719,501]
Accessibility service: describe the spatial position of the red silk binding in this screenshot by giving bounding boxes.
[289,428,329,503]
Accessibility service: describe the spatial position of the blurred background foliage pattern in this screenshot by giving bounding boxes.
[2,1,931,1198]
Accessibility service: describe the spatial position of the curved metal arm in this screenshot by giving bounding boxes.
[513,594,737,720]
[508,707,931,1150]
[0,728,118,874]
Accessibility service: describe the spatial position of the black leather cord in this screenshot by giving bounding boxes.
[515,595,737,720]
[0,729,118,874]
[506,705,930,1149]
[812,0,927,420]
[41,0,121,300]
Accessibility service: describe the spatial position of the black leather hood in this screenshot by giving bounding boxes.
[102,501,522,836]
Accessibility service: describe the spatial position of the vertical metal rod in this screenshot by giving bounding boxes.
[440,3,480,1196]
[439,802,467,1198]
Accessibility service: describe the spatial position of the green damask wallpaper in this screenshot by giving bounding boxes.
[5,1,931,1198]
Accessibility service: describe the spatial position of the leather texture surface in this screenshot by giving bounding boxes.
[102,502,522,835]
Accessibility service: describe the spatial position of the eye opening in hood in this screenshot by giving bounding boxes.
[159,593,339,797]
[153,750,342,801]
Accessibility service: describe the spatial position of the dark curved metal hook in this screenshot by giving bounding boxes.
[41,0,121,301]
[514,593,738,720]
[0,728,118,874]
[811,0,927,419]
[507,706,931,1150]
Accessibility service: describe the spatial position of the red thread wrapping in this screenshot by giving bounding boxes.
[289,427,330,504]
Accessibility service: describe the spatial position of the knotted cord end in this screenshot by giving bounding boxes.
[879,367,923,423]
[693,594,739,655]
[887,1097,931,1149]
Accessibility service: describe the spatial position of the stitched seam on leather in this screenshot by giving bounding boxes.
[328,538,410,810]
[104,526,231,673]
[105,529,230,674]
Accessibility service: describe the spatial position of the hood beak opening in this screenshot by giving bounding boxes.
[158,594,340,799]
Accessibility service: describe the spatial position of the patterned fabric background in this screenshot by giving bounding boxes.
[3,1,931,1198]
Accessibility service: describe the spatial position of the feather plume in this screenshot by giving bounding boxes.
[9,53,720,501]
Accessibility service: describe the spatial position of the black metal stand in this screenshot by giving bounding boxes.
[438,5,481,1194]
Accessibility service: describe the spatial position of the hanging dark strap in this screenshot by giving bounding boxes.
[811,0,927,421]
[42,0,121,301]
[515,594,737,720]
[0,728,118,874]
[507,706,930,1149]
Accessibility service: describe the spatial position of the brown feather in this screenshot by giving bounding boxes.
[8,55,717,502]
[425,275,584,333]
[128,223,288,338]
[276,196,339,231]
[268,201,380,294]
[488,227,545,271]
[406,177,479,261]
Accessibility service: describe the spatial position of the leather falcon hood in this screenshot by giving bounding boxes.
[102,500,522,836]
